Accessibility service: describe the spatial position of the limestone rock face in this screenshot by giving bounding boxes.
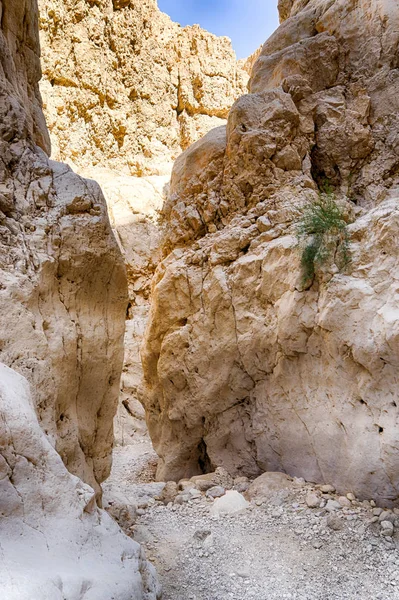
[0,363,160,600]
[0,0,127,494]
[38,0,249,176]
[142,0,399,505]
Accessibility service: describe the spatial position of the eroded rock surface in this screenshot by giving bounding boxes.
[0,0,160,596]
[38,0,252,444]
[0,364,160,600]
[38,0,249,176]
[0,0,128,494]
[142,0,399,505]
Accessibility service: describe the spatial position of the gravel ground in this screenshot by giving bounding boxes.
[104,437,399,600]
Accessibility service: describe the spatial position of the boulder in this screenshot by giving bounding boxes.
[210,491,249,516]
[247,473,295,502]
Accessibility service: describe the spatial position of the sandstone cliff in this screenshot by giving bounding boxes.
[39,0,248,176]
[142,0,399,506]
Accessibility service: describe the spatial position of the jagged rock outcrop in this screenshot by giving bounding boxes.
[142,0,399,505]
[0,364,160,600]
[38,0,248,176]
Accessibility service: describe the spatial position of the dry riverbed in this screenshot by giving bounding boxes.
[103,437,399,600]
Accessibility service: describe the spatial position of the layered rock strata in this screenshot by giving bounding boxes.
[142,0,399,505]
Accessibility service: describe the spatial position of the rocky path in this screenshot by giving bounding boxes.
[104,438,399,600]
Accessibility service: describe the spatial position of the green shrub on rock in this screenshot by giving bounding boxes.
[296,192,350,285]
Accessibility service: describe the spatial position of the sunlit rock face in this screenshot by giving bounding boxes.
[141,0,399,506]
[37,0,252,440]
[38,0,249,176]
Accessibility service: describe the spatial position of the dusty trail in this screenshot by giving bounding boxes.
[104,436,399,600]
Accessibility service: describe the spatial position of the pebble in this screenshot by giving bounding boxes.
[306,492,320,508]
[320,484,336,493]
[380,521,394,537]
[327,515,343,531]
[338,496,351,507]
[373,508,383,516]
[378,511,395,524]
[326,499,342,512]
[205,486,226,499]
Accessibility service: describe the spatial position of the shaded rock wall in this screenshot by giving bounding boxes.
[0,0,127,494]
[142,0,399,505]
[0,1,160,597]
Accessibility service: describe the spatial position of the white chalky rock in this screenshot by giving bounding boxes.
[210,490,249,516]
[0,364,161,600]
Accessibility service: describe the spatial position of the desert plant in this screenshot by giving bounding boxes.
[296,192,350,284]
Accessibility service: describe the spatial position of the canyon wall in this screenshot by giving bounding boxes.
[142,0,399,506]
[0,0,159,596]
[38,0,250,440]
[0,0,128,494]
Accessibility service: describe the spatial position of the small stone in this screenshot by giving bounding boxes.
[373,508,383,516]
[327,515,343,531]
[234,476,250,493]
[380,521,394,537]
[206,486,225,499]
[293,477,306,487]
[370,500,376,507]
[313,540,323,549]
[346,493,356,501]
[210,490,249,516]
[320,484,336,493]
[379,511,395,524]
[306,492,320,508]
[326,499,341,512]
[338,496,351,507]
[189,488,202,499]
[370,516,379,524]
[136,508,146,516]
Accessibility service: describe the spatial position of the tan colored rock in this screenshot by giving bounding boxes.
[38,0,249,176]
[0,2,159,596]
[38,0,251,448]
[247,473,294,502]
[141,0,399,506]
[157,481,179,505]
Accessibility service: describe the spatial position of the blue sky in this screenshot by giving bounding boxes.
[158,0,280,59]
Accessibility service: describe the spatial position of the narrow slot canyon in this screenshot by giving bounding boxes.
[1,0,399,598]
